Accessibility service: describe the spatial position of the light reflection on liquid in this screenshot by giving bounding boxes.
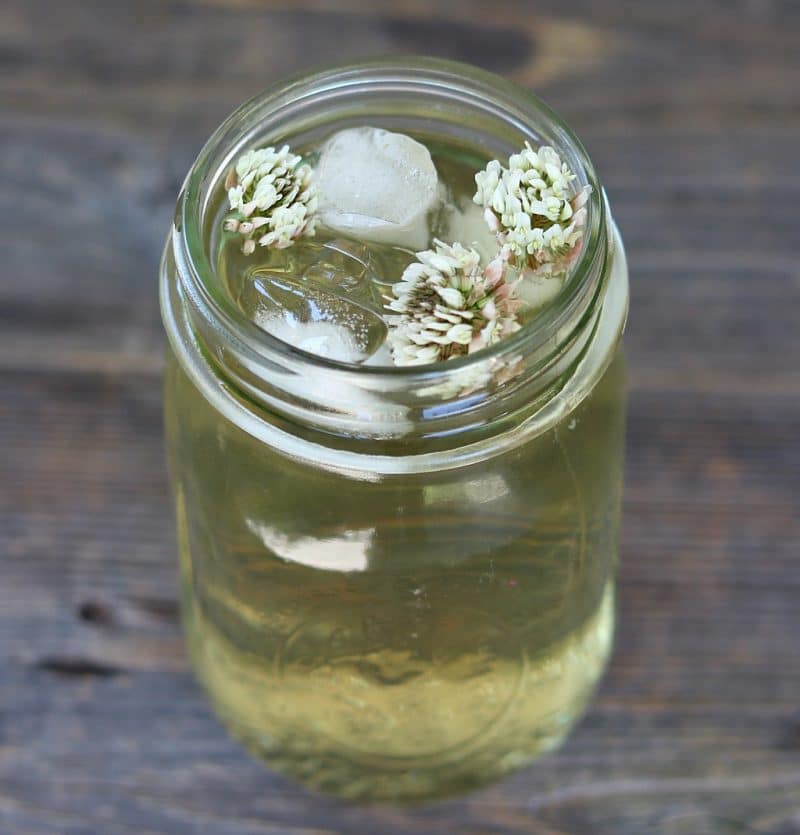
[245,517,372,572]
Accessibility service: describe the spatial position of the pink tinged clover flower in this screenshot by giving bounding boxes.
[386,240,520,367]
[474,143,590,278]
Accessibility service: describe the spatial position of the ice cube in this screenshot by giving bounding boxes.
[315,127,440,250]
[230,243,410,431]
[440,197,499,263]
[240,264,386,363]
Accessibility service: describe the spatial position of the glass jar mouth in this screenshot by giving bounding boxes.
[177,56,607,386]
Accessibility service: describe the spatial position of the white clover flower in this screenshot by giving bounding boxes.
[386,241,520,367]
[223,144,317,254]
[473,142,590,277]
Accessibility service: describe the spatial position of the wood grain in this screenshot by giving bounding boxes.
[2,0,799,832]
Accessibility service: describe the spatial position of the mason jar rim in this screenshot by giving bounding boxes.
[177,56,608,385]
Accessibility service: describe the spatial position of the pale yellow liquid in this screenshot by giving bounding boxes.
[164,352,625,800]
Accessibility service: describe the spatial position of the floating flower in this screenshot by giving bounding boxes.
[223,145,317,254]
[474,142,590,277]
[386,240,520,366]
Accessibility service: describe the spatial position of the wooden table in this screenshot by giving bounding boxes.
[3,1,799,832]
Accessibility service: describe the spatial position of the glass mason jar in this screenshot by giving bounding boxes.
[160,58,628,801]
